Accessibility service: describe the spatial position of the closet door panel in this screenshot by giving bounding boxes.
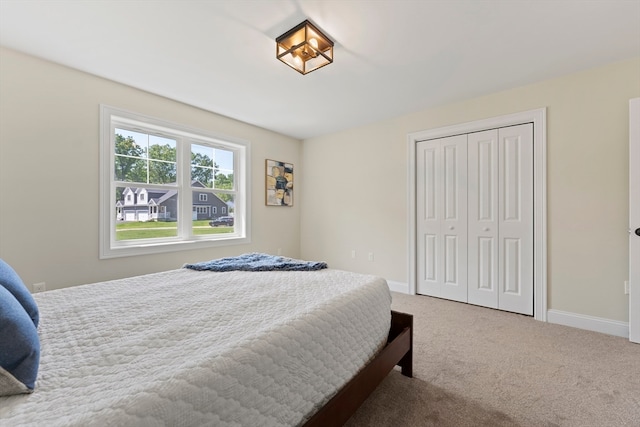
[440,137,468,302]
[416,140,442,296]
[468,130,499,308]
[498,124,534,315]
[416,135,467,301]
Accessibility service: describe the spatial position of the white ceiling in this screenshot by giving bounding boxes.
[1,0,639,140]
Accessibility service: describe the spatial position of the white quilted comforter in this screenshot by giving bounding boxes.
[0,268,391,426]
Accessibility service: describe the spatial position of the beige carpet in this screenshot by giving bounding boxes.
[345,292,640,427]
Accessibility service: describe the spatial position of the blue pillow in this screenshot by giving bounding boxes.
[0,286,40,396]
[0,258,39,327]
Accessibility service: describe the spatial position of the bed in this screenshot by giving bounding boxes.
[0,256,412,426]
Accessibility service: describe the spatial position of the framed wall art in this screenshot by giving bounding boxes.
[266,159,293,206]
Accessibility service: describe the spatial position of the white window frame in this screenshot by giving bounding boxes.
[100,105,251,258]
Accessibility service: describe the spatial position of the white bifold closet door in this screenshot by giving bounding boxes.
[416,134,468,302]
[416,123,533,315]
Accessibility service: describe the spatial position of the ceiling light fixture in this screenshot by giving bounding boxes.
[276,20,334,75]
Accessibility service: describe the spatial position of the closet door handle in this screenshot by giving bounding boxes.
[483,227,490,232]
[449,226,455,230]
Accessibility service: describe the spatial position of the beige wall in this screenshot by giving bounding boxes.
[301,57,640,323]
[1,45,638,324]
[0,47,301,290]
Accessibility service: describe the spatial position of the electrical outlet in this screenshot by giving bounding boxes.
[277,247,282,255]
[368,252,374,262]
[33,282,46,293]
[351,250,356,259]
[624,281,629,295]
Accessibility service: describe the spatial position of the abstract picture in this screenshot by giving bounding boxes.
[266,159,293,206]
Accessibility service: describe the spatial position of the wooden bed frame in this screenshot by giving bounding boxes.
[304,310,413,427]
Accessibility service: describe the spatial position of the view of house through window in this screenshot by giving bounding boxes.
[190,143,235,235]
[100,106,250,258]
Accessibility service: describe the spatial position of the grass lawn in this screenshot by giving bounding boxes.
[116,220,233,240]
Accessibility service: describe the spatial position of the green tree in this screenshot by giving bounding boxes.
[214,172,233,190]
[148,144,177,184]
[214,173,234,202]
[191,152,217,187]
[114,134,145,182]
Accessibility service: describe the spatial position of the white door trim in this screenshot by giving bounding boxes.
[629,98,640,343]
[407,108,547,321]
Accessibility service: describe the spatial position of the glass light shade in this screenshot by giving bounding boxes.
[276,20,334,75]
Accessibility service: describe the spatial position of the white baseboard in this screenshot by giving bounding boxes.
[547,309,629,338]
[382,285,628,339]
[387,280,410,294]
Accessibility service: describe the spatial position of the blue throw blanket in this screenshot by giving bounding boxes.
[184,253,328,272]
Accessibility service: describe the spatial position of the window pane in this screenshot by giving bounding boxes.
[115,128,177,184]
[115,156,146,182]
[115,186,178,241]
[115,129,146,157]
[193,193,235,235]
[149,159,177,184]
[214,148,234,189]
[148,135,177,184]
[191,144,235,189]
[191,144,214,187]
[115,128,145,182]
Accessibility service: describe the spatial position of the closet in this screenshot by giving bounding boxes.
[416,123,533,316]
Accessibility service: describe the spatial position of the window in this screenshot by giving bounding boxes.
[100,105,251,258]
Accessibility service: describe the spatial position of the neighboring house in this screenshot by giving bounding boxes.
[116,181,229,221]
[190,181,230,220]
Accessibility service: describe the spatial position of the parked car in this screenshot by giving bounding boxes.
[209,216,234,227]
